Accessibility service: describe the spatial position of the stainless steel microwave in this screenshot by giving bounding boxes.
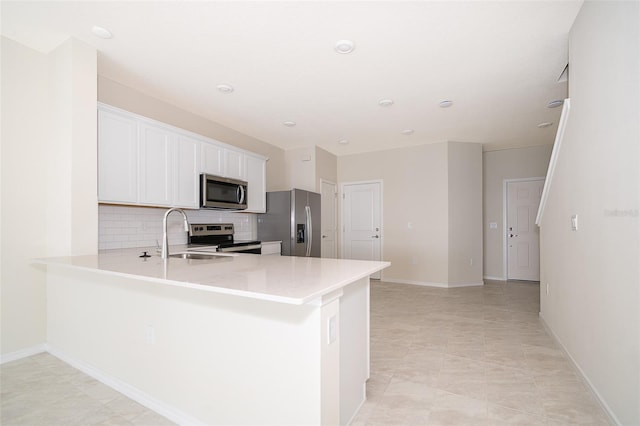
[200,174,248,210]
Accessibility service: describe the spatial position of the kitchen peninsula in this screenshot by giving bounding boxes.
[35,250,389,426]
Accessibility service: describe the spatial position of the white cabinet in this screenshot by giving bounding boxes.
[98,103,266,211]
[173,135,200,208]
[98,110,138,203]
[245,154,266,213]
[224,149,246,180]
[139,123,172,206]
[99,105,200,209]
[260,241,281,255]
[201,143,247,181]
[201,143,223,176]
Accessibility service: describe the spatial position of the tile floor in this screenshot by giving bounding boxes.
[0,353,175,425]
[1,280,610,425]
[352,280,610,425]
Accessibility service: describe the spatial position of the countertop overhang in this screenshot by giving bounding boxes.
[34,248,390,305]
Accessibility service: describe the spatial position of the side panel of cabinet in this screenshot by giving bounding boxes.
[98,110,138,203]
[174,135,200,208]
[139,124,172,206]
[245,155,266,213]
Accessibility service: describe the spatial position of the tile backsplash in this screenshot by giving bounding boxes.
[99,204,257,250]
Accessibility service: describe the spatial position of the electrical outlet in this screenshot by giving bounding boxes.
[327,316,337,344]
[146,325,155,344]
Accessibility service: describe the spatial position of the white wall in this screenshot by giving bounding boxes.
[448,142,483,285]
[283,146,337,193]
[285,146,316,192]
[48,38,98,256]
[1,37,49,355]
[538,1,639,424]
[1,36,97,358]
[338,141,482,287]
[483,145,553,279]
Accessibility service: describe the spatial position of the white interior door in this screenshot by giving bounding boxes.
[507,179,544,281]
[342,182,382,279]
[321,180,338,258]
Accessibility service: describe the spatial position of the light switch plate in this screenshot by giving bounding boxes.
[489,222,498,229]
[571,214,578,231]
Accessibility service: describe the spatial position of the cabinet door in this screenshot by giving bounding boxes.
[201,142,223,176]
[173,135,200,208]
[98,110,138,203]
[245,154,266,213]
[139,123,172,206]
[224,149,245,180]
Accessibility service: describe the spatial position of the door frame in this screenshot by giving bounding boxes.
[320,178,338,258]
[340,180,384,279]
[503,177,545,281]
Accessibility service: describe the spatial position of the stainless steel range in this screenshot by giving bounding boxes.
[189,223,262,254]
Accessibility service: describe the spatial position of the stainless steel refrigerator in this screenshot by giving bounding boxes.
[257,189,321,257]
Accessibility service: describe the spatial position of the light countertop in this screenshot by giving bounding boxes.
[34,247,389,305]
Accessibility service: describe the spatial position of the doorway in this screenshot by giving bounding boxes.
[504,178,544,281]
[341,181,383,279]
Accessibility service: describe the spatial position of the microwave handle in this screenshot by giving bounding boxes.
[237,185,245,205]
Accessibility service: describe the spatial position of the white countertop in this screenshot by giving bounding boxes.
[35,248,389,305]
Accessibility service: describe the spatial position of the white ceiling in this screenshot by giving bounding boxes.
[2,1,582,156]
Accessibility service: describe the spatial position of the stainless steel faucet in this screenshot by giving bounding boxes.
[161,208,189,259]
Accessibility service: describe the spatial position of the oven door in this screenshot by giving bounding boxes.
[201,174,248,210]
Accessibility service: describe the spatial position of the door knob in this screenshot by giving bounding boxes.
[322,235,327,238]
[372,235,379,238]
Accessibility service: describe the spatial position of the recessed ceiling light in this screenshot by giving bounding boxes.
[335,40,355,54]
[537,122,553,128]
[216,84,234,94]
[283,121,296,127]
[547,100,564,108]
[439,100,453,108]
[91,25,112,39]
[401,129,414,135]
[338,139,349,145]
[379,99,394,107]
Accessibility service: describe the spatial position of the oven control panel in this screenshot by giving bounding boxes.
[189,223,234,237]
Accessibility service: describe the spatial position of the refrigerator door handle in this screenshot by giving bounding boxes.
[305,205,312,257]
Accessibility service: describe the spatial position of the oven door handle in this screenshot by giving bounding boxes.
[217,244,262,253]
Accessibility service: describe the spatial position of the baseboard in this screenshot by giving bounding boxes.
[0,344,47,365]
[345,384,367,426]
[45,344,206,426]
[538,313,620,426]
[483,275,505,281]
[383,278,484,288]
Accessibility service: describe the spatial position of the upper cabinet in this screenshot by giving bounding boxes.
[98,103,266,212]
[98,109,138,203]
[245,153,266,213]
